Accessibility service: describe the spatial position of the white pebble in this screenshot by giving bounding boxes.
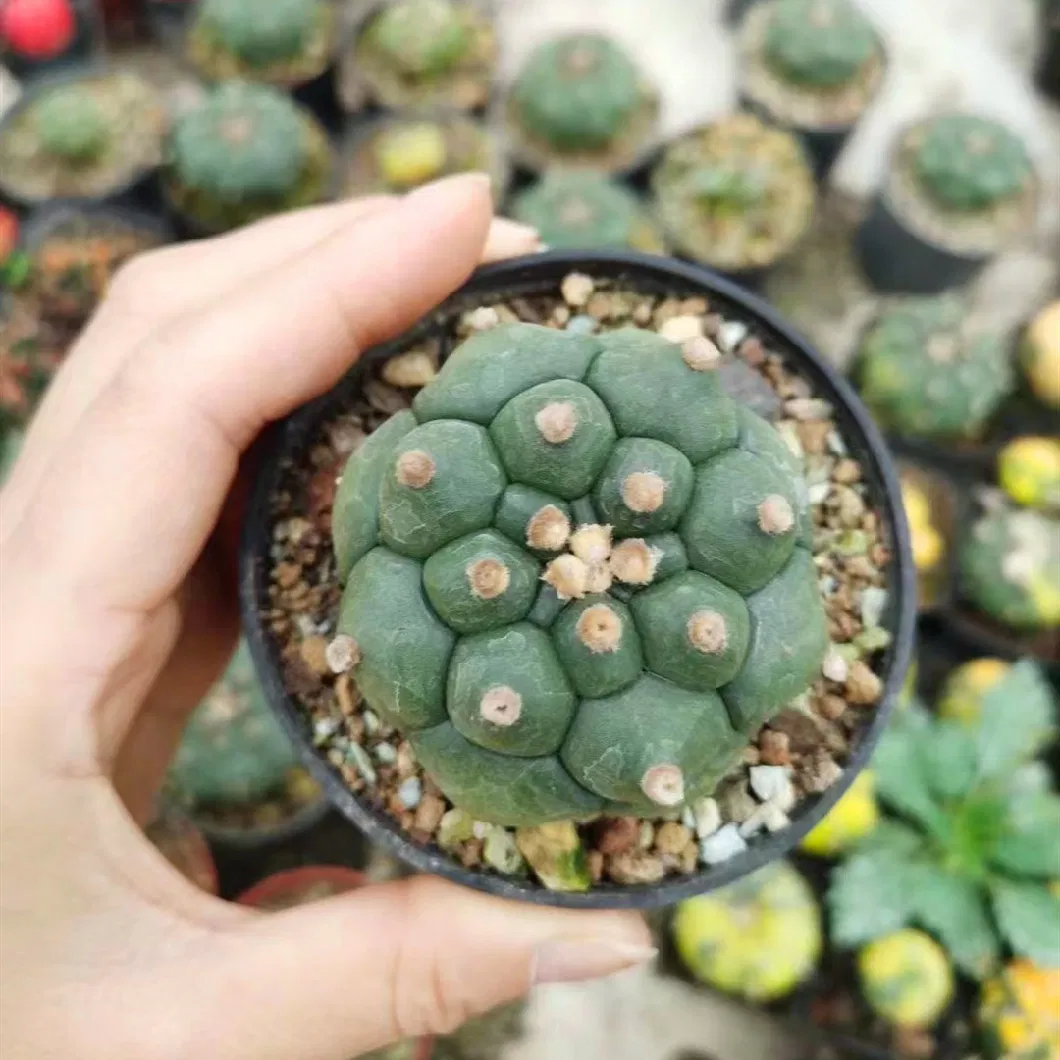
[861,587,888,629]
[362,710,381,736]
[717,321,748,353]
[346,743,376,786]
[739,802,790,838]
[312,716,339,744]
[467,306,500,331]
[659,314,703,343]
[822,646,849,683]
[397,776,422,809]
[693,797,721,839]
[472,820,490,840]
[374,741,397,765]
[750,765,794,810]
[681,806,696,830]
[699,823,747,865]
[483,826,525,874]
[561,272,594,308]
[807,481,831,505]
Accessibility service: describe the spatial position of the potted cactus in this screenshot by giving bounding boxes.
[936,657,1012,728]
[20,203,171,328]
[1037,0,1060,105]
[650,114,816,286]
[737,0,886,180]
[855,113,1038,295]
[505,33,661,176]
[979,960,1060,1060]
[0,70,168,210]
[340,0,497,114]
[161,81,335,237]
[998,437,1060,513]
[238,252,914,907]
[341,114,507,204]
[165,640,328,849]
[145,804,219,895]
[185,0,341,123]
[0,0,103,81]
[670,860,823,1002]
[1020,300,1060,412]
[854,296,1014,465]
[510,170,666,254]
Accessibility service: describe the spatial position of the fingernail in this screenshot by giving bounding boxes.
[406,171,492,202]
[532,937,658,985]
[493,218,540,242]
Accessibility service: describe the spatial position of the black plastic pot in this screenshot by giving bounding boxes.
[855,193,986,295]
[144,0,192,50]
[238,250,916,910]
[1037,0,1060,105]
[724,0,765,27]
[0,67,167,214]
[0,0,104,82]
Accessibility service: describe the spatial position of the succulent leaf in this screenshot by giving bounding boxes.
[912,866,1001,979]
[991,880,1060,967]
[829,850,918,947]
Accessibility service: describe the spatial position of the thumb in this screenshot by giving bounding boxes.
[191,875,654,1060]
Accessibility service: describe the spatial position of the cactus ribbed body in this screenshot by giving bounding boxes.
[763,0,877,88]
[858,297,1013,441]
[366,0,471,77]
[913,115,1033,213]
[511,171,664,252]
[332,321,827,826]
[34,88,108,162]
[198,0,315,67]
[169,642,299,806]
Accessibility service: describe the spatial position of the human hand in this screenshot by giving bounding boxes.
[0,175,655,1060]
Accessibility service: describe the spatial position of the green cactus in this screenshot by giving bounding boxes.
[34,88,109,162]
[365,0,472,77]
[167,82,332,232]
[913,114,1033,213]
[857,297,1013,441]
[331,321,827,826]
[195,0,316,67]
[960,505,1060,632]
[168,641,300,806]
[511,170,665,252]
[511,34,648,152]
[763,0,878,89]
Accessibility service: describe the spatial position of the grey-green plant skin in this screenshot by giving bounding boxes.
[828,664,1060,979]
[196,0,315,67]
[857,297,1013,442]
[913,114,1034,213]
[511,34,647,151]
[168,642,300,806]
[332,322,827,826]
[34,89,108,162]
[959,505,1060,632]
[763,0,878,89]
[364,0,472,77]
[511,170,665,253]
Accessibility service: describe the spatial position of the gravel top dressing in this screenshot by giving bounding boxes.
[253,261,907,903]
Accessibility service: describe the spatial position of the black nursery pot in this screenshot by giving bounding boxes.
[238,251,916,910]
[725,0,765,27]
[855,194,986,295]
[1037,0,1060,104]
[1,0,103,82]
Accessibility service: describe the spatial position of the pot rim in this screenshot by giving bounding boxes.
[237,249,917,910]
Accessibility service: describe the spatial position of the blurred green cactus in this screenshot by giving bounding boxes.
[168,641,300,806]
[511,34,646,151]
[691,165,768,213]
[196,0,316,67]
[365,0,472,77]
[330,322,827,826]
[857,297,1013,441]
[34,88,108,162]
[373,122,449,188]
[960,505,1060,631]
[763,0,878,88]
[913,114,1033,212]
[511,170,664,252]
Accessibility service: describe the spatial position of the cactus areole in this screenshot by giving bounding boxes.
[241,253,913,905]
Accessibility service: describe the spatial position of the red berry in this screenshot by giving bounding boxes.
[0,0,76,60]
[0,208,18,264]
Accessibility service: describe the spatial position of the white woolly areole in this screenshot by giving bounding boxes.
[395,450,435,489]
[686,610,728,654]
[543,554,589,600]
[570,523,613,565]
[576,604,623,654]
[480,686,522,727]
[466,558,510,600]
[641,764,685,807]
[526,504,571,551]
[757,494,795,535]
[325,634,361,673]
[535,401,578,444]
[609,539,660,585]
[682,335,721,371]
[622,471,666,513]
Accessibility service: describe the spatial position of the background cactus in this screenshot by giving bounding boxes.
[373,122,449,188]
[857,297,1013,441]
[672,861,822,1001]
[960,505,1060,631]
[510,34,648,151]
[979,961,1060,1060]
[937,658,1011,726]
[194,0,316,67]
[913,114,1034,212]
[331,321,827,827]
[998,437,1060,511]
[365,0,472,77]
[511,170,664,252]
[763,0,878,88]
[858,929,955,1029]
[1022,300,1060,409]
[34,87,108,162]
[168,641,300,807]
[800,770,878,857]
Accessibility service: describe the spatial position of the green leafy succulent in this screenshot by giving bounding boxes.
[829,662,1059,979]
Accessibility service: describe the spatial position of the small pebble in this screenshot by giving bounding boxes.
[312,715,340,745]
[299,635,330,676]
[822,646,849,684]
[834,530,870,556]
[836,487,866,527]
[595,816,640,855]
[720,781,757,823]
[855,626,892,655]
[382,349,437,388]
[805,754,843,793]
[483,826,525,875]
[414,793,446,833]
[466,306,500,331]
[346,743,377,786]
[655,822,693,856]
[396,741,417,778]
[437,808,474,851]
[759,730,791,766]
[681,806,696,830]
[374,741,397,765]
[693,797,721,839]
[362,710,381,736]
[699,823,747,865]
[659,314,703,343]
[561,272,594,308]
[807,481,832,505]
[587,849,605,882]
[396,776,422,809]
[846,660,883,705]
[472,820,490,840]
[817,693,848,720]
[565,313,597,335]
[717,320,748,353]
[739,802,790,838]
[796,420,832,455]
[608,851,666,885]
[638,821,656,851]
[786,397,834,421]
[749,765,794,810]
[860,586,888,628]
[833,458,861,484]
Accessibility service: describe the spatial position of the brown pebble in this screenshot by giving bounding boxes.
[846,661,883,705]
[654,822,692,857]
[460,840,483,869]
[299,636,330,676]
[894,1028,936,1060]
[833,459,862,484]
[396,742,416,779]
[803,750,843,793]
[275,562,301,589]
[759,730,791,766]
[306,464,340,517]
[844,555,876,579]
[739,336,766,366]
[702,312,722,337]
[679,842,699,874]
[743,746,761,766]
[607,851,666,885]
[414,793,446,834]
[595,816,640,856]
[817,693,848,720]
[587,849,605,883]
[769,709,822,753]
[796,420,831,456]
[335,673,357,715]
